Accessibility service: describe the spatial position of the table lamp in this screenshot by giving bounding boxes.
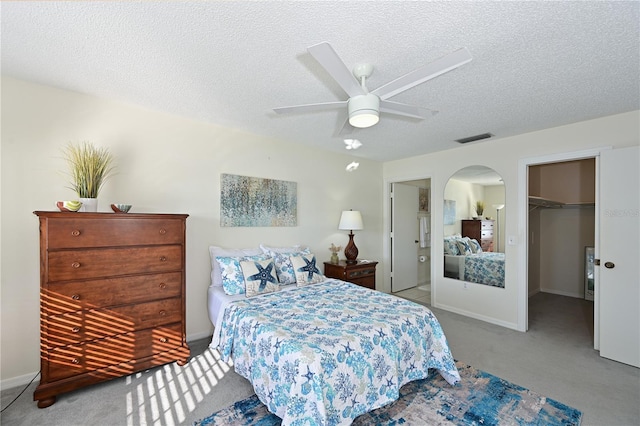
[338,210,363,264]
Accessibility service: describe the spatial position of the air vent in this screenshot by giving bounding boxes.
[455,133,493,144]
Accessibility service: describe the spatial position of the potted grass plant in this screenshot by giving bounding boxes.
[475,200,485,218]
[63,141,114,212]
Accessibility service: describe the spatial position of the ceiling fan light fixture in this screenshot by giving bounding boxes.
[348,94,380,128]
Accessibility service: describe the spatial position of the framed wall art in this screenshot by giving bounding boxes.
[220,174,297,227]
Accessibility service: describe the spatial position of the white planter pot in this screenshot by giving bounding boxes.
[79,198,98,212]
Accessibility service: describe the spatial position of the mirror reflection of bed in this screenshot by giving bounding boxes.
[443,165,506,288]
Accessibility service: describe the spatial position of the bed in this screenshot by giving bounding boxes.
[445,252,505,287]
[444,235,505,287]
[207,246,460,425]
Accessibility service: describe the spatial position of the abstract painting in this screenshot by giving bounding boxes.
[220,174,297,227]
[444,199,456,225]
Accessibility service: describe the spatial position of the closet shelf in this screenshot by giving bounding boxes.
[529,196,595,211]
[529,196,564,209]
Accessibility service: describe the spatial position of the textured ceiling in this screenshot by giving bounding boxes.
[2,1,639,162]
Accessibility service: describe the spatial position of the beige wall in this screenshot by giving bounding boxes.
[383,110,639,330]
[538,207,595,297]
[0,77,383,386]
[530,158,596,203]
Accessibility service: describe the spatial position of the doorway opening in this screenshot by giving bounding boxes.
[527,158,596,347]
[389,178,431,305]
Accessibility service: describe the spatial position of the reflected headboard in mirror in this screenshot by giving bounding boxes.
[443,165,505,288]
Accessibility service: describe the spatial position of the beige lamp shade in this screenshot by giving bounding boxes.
[338,210,363,230]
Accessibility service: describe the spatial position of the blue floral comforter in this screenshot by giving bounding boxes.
[217,279,460,425]
[463,252,505,288]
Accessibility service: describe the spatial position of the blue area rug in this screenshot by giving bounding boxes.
[194,362,582,425]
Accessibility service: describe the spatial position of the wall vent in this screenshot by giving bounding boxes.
[455,133,493,144]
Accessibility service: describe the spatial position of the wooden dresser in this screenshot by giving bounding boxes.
[324,260,378,290]
[462,219,494,252]
[33,212,190,408]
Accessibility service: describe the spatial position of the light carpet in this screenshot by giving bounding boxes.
[194,361,582,425]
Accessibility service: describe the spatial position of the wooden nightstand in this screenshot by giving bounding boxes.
[324,260,378,290]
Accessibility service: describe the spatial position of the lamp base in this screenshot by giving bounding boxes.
[344,231,359,264]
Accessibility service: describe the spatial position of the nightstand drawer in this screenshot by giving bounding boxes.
[347,268,375,279]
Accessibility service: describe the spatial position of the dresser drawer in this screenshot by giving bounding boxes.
[48,245,182,282]
[43,272,182,315]
[43,297,183,348]
[480,230,493,238]
[45,323,183,381]
[46,217,184,249]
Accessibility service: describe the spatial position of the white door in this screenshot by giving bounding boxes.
[391,183,419,292]
[599,146,639,367]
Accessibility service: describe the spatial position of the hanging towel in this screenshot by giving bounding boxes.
[419,216,430,248]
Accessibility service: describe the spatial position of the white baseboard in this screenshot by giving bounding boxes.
[187,330,213,342]
[433,302,520,331]
[2,331,214,391]
[1,371,40,391]
[539,288,583,299]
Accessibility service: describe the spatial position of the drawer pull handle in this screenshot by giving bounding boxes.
[71,358,80,364]
[71,230,81,237]
[72,327,81,333]
[71,262,81,269]
[160,256,167,262]
[159,310,167,317]
[159,337,168,343]
[159,282,167,289]
[159,228,167,235]
[71,294,80,300]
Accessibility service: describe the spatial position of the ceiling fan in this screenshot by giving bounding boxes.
[273,42,472,132]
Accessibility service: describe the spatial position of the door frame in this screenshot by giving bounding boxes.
[383,174,433,296]
[517,147,609,341]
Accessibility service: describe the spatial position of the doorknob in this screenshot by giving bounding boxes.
[414,240,419,243]
[604,262,615,269]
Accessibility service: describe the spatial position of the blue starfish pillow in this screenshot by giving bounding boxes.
[290,253,325,286]
[240,258,279,297]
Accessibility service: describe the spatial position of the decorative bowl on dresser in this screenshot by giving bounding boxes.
[33,211,190,408]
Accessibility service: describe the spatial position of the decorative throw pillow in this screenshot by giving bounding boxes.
[240,258,279,297]
[216,254,266,295]
[290,253,325,286]
[260,244,310,284]
[469,239,483,253]
[444,239,461,255]
[456,238,473,255]
[209,246,262,287]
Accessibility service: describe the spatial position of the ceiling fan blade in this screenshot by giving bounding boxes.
[273,100,346,114]
[380,100,439,119]
[308,42,366,98]
[372,47,472,100]
[337,119,355,136]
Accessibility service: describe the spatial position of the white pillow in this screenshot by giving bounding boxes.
[240,258,279,297]
[209,246,262,286]
[217,254,268,295]
[260,244,310,284]
[290,253,325,286]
